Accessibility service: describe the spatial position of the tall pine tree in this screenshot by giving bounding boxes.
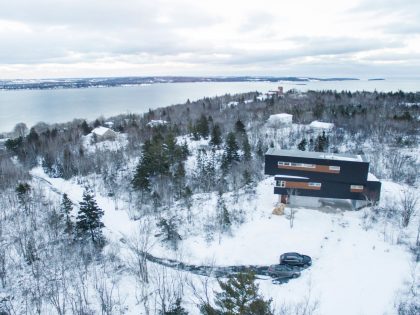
[60,193,74,234]
[221,132,239,171]
[210,124,222,147]
[76,188,105,246]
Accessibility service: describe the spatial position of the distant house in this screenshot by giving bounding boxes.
[91,126,117,141]
[309,120,334,131]
[265,149,381,206]
[267,113,293,127]
[266,86,284,97]
[147,120,168,127]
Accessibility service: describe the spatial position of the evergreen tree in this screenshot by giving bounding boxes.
[156,217,182,250]
[162,298,188,315]
[217,192,231,237]
[196,114,210,139]
[235,119,246,134]
[242,134,251,161]
[202,272,273,315]
[243,170,252,186]
[210,124,222,147]
[60,193,74,234]
[16,182,31,207]
[314,131,329,152]
[297,138,307,151]
[80,120,91,135]
[76,188,105,246]
[221,132,239,170]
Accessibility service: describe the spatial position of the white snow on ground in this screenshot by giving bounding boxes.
[30,165,416,315]
[31,166,136,241]
[153,179,413,315]
[82,132,128,153]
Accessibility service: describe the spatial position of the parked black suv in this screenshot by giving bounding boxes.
[279,252,312,267]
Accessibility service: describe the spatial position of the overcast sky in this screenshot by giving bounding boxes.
[0,0,419,79]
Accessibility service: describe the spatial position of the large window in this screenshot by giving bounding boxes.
[329,165,340,171]
[308,182,322,187]
[278,161,316,168]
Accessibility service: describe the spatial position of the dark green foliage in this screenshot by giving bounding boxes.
[25,238,39,265]
[132,132,188,192]
[156,217,182,250]
[242,134,251,161]
[235,119,246,134]
[93,119,101,127]
[60,193,74,234]
[222,132,240,171]
[314,131,329,152]
[26,127,39,144]
[243,170,252,186]
[16,182,31,205]
[195,114,210,139]
[256,140,264,158]
[5,136,23,154]
[217,193,231,234]
[76,188,105,246]
[202,272,273,315]
[297,138,307,151]
[313,100,325,119]
[161,298,188,315]
[210,124,223,147]
[16,182,30,196]
[80,120,92,135]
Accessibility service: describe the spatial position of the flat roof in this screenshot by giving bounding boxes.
[266,148,365,162]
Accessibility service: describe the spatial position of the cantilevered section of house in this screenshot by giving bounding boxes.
[265,149,381,204]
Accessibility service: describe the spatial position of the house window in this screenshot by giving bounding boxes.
[278,161,315,168]
[308,182,321,187]
[350,185,364,190]
[276,180,286,188]
[329,166,340,171]
[299,163,316,168]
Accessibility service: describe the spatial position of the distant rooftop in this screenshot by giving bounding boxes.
[266,149,365,162]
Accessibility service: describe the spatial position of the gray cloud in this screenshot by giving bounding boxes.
[0,0,418,78]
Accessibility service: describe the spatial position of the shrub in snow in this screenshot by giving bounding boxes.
[201,272,273,315]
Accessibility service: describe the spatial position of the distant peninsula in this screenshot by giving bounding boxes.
[0,76,360,90]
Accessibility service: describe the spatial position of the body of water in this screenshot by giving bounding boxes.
[0,78,419,133]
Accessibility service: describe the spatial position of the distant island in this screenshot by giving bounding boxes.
[368,78,385,81]
[0,76,360,90]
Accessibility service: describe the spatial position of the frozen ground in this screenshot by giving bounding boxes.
[30,167,417,315]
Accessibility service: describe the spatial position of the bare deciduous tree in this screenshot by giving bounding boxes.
[400,189,418,228]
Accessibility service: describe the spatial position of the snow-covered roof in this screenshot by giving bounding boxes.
[266,149,364,162]
[92,126,113,136]
[227,101,239,107]
[147,120,168,127]
[268,113,293,125]
[309,120,335,130]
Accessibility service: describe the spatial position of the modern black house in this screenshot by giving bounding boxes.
[265,149,381,205]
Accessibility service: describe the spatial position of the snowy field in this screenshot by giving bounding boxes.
[30,166,418,315]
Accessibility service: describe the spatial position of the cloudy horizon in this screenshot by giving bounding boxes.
[1,0,419,79]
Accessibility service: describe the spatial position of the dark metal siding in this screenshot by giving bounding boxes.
[273,179,381,201]
[265,153,369,183]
